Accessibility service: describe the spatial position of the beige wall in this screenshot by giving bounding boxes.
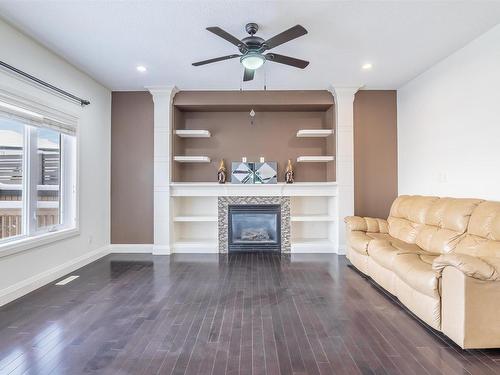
[110,90,397,243]
[111,92,154,244]
[354,90,398,219]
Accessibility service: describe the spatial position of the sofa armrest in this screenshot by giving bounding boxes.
[433,254,500,281]
[345,216,388,233]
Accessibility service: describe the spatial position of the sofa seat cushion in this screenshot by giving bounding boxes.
[348,231,389,255]
[393,253,440,299]
[368,238,423,270]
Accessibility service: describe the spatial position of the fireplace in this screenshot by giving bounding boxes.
[228,204,281,252]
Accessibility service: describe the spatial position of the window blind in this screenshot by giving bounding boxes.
[0,97,76,136]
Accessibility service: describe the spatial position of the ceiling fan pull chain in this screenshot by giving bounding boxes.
[264,64,267,91]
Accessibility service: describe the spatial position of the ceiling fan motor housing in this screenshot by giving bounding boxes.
[245,22,259,35]
[241,36,265,53]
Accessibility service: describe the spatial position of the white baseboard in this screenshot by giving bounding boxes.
[109,243,218,254]
[0,245,111,307]
[109,243,343,254]
[109,244,153,254]
[153,245,170,255]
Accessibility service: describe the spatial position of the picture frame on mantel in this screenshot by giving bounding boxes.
[231,162,255,184]
[230,161,278,184]
[254,162,277,184]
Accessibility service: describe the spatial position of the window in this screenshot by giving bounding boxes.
[0,103,77,245]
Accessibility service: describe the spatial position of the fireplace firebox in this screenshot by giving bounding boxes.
[228,204,281,252]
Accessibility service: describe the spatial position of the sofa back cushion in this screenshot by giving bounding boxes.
[415,198,482,254]
[455,201,500,257]
[388,195,482,254]
[388,195,438,244]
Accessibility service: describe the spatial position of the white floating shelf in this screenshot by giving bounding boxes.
[296,156,335,163]
[296,129,333,138]
[291,215,336,222]
[174,215,218,222]
[175,130,211,138]
[174,156,211,163]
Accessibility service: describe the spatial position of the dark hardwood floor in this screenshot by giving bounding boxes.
[0,253,499,375]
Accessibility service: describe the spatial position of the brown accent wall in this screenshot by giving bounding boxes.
[173,109,335,182]
[109,90,398,243]
[111,92,154,244]
[172,90,335,183]
[353,90,398,219]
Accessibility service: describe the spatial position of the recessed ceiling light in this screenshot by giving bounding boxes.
[362,63,373,70]
[136,65,147,73]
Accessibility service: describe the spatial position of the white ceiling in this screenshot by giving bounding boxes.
[1,1,500,91]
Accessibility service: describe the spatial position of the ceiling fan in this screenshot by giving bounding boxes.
[192,23,309,82]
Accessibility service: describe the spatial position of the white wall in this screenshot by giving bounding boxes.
[398,24,500,200]
[0,19,111,305]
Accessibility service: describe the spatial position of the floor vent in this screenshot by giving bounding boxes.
[55,275,79,285]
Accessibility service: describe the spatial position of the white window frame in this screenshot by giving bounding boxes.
[0,89,79,258]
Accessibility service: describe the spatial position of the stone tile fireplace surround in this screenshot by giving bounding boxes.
[218,196,291,253]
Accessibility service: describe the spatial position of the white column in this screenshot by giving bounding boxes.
[148,86,178,255]
[329,86,359,254]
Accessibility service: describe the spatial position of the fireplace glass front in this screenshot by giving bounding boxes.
[228,204,281,252]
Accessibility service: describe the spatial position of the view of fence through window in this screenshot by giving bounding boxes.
[0,119,61,240]
[36,128,61,229]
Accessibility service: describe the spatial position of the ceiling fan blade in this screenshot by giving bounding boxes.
[243,68,255,82]
[263,25,307,50]
[265,53,309,69]
[192,54,240,66]
[206,27,245,50]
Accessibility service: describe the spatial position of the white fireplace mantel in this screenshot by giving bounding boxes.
[170,182,338,197]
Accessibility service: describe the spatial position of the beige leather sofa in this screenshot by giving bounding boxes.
[345,195,500,349]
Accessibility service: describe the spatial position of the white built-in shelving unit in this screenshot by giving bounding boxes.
[296,129,333,138]
[169,183,338,253]
[290,195,337,253]
[172,196,219,253]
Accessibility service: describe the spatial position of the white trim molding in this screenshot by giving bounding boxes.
[147,85,178,256]
[329,86,360,254]
[0,244,110,307]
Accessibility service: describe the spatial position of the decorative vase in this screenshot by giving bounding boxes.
[218,160,227,184]
[285,159,294,184]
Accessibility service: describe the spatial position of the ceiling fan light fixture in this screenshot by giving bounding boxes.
[241,52,265,70]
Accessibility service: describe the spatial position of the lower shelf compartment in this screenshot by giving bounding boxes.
[173,240,218,253]
[291,239,336,253]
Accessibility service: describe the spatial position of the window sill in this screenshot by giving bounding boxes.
[0,228,79,258]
